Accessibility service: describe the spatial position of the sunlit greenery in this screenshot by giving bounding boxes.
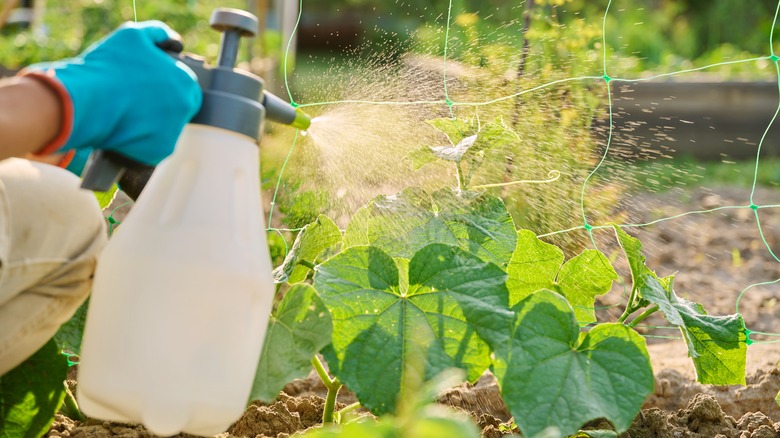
[3,0,777,74]
[0,0,245,69]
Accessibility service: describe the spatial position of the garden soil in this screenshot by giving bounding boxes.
[47,186,780,437]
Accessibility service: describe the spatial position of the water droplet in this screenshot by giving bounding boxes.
[301,130,308,137]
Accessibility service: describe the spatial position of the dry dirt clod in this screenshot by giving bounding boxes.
[622,407,670,437]
[229,400,304,437]
[687,393,725,423]
[738,412,775,433]
[436,373,511,422]
[750,424,779,438]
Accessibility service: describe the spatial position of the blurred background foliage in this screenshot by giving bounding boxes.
[0,0,244,68]
[1,0,778,75]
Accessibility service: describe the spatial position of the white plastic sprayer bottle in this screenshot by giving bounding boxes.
[75,9,309,436]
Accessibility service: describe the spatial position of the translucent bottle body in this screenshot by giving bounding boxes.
[78,124,274,436]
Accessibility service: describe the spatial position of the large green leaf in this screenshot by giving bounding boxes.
[0,339,68,438]
[490,290,653,438]
[250,284,332,402]
[315,244,511,415]
[507,230,617,324]
[53,300,88,355]
[273,215,342,284]
[343,188,516,268]
[640,275,746,385]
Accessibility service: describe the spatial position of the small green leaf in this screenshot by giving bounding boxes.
[343,188,516,268]
[429,134,478,163]
[466,118,518,161]
[490,290,653,438]
[315,244,510,415]
[427,118,467,145]
[775,390,779,407]
[614,226,747,385]
[53,300,88,355]
[273,215,342,283]
[94,185,118,210]
[0,339,68,438]
[507,230,617,323]
[407,147,439,170]
[250,284,333,402]
[640,275,746,385]
[426,117,517,164]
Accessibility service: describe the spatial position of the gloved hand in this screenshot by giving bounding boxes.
[64,149,92,176]
[21,21,202,166]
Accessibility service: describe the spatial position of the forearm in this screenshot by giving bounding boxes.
[0,76,62,160]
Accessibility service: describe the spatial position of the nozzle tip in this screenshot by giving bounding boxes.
[291,108,311,131]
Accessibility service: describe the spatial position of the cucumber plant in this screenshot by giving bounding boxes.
[260,183,747,437]
[255,119,747,437]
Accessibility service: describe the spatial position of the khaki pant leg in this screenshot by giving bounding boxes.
[0,158,107,376]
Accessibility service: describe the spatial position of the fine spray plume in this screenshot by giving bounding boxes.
[76,8,309,436]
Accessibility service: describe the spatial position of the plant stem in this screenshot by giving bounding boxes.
[298,259,316,270]
[336,402,361,423]
[311,356,333,386]
[312,356,343,424]
[322,378,341,424]
[617,287,639,323]
[61,382,85,422]
[456,162,467,191]
[627,305,659,328]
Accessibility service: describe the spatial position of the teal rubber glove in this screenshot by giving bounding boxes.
[22,21,202,166]
[65,148,92,176]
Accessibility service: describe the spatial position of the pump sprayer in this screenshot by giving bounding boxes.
[76,8,309,436]
[79,8,310,193]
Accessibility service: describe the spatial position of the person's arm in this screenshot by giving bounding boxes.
[0,76,62,160]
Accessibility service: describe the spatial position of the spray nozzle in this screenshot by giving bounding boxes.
[262,91,311,130]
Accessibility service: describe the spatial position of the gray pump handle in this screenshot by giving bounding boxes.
[211,8,258,69]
